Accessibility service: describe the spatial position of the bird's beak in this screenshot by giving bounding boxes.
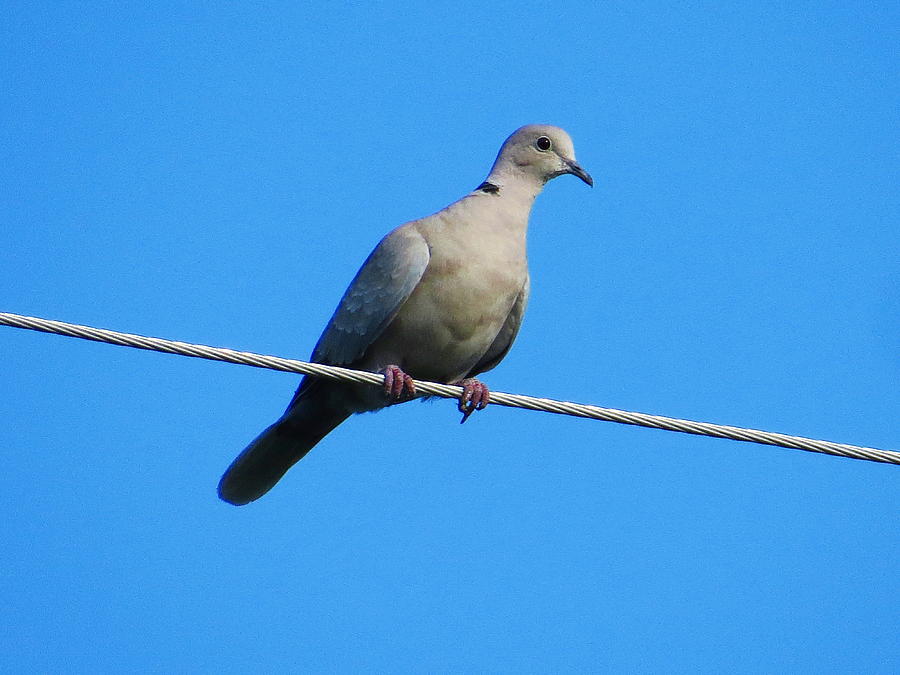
[564,158,593,187]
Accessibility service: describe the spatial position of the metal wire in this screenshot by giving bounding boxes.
[2,311,897,465]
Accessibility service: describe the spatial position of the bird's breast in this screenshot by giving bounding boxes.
[365,217,528,383]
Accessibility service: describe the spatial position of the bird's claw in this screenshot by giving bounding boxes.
[380,365,416,402]
[458,378,490,423]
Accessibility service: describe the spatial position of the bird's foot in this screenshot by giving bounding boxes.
[457,378,490,424]
[380,365,416,402]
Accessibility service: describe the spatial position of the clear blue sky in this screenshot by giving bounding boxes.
[2,3,898,672]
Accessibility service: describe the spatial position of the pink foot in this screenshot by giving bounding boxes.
[457,378,490,424]
[380,365,416,402]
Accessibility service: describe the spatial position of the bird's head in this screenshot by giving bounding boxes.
[489,124,592,188]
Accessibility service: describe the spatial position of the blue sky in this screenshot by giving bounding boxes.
[2,2,898,672]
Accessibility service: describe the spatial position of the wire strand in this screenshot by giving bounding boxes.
[2,311,897,466]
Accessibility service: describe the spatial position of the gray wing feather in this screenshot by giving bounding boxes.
[312,226,430,366]
[467,273,530,377]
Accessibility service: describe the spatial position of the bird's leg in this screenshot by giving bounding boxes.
[457,378,490,424]
[379,365,416,402]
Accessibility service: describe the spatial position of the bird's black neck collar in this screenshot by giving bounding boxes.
[475,181,500,194]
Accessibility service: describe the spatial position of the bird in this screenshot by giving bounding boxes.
[218,124,592,505]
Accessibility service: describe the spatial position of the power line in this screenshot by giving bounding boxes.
[2,311,897,466]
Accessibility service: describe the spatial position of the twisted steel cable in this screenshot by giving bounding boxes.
[2,311,897,465]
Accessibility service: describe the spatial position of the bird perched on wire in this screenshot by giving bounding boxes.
[218,124,592,505]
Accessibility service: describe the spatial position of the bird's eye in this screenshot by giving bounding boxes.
[535,136,552,151]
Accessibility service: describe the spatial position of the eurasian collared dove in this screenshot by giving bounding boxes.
[218,124,592,505]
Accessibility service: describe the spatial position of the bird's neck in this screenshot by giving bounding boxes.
[480,167,545,207]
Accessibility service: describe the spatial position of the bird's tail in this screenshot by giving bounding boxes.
[218,400,350,506]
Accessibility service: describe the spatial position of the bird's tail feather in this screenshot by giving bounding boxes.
[218,403,349,506]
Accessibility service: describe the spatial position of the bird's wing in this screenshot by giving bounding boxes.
[466,273,530,377]
[311,225,430,366]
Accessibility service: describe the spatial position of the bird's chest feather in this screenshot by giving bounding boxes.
[387,223,526,375]
[424,250,520,331]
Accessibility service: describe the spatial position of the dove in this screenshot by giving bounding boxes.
[218,124,592,505]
